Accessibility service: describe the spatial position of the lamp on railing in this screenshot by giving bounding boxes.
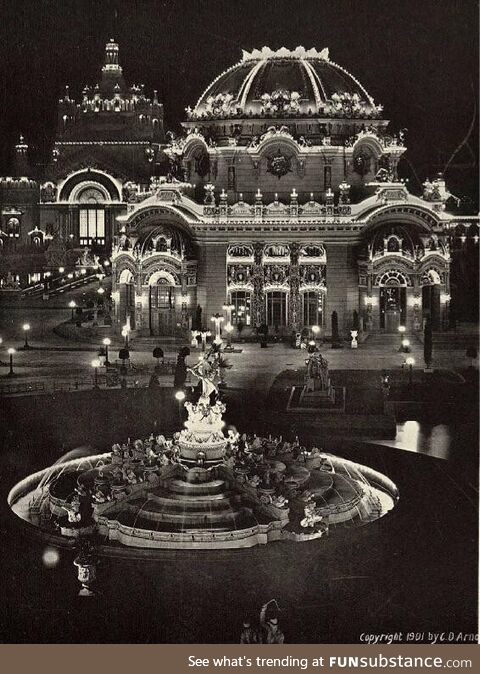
[69,300,77,321]
[22,323,31,350]
[91,358,101,389]
[7,347,16,377]
[121,321,131,348]
[175,389,186,421]
[102,337,111,366]
[405,356,415,388]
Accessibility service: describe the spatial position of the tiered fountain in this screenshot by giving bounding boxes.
[9,349,398,553]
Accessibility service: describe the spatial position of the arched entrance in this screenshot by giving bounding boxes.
[148,270,178,336]
[375,270,409,332]
[118,269,136,329]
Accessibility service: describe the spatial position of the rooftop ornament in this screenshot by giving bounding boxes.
[241,46,330,61]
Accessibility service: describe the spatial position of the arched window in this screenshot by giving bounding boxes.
[375,270,410,287]
[76,185,107,246]
[7,218,20,238]
[421,269,442,286]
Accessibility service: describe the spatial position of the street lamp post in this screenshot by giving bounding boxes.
[200,330,211,352]
[397,324,406,352]
[102,337,111,367]
[401,338,411,353]
[22,323,31,350]
[311,324,320,346]
[210,313,224,346]
[222,303,235,352]
[69,300,77,321]
[442,293,451,330]
[91,358,101,389]
[175,389,186,423]
[405,356,415,388]
[7,348,16,377]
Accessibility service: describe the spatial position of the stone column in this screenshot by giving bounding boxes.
[252,243,265,327]
[288,243,300,332]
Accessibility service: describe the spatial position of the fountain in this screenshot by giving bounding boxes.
[8,348,398,558]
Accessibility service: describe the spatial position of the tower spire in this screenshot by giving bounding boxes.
[100,38,125,96]
[102,38,122,73]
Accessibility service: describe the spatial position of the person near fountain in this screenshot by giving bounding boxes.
[240,619,259,644]
[259,600,284,644]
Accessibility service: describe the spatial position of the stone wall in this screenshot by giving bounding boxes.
[325,243,359,335]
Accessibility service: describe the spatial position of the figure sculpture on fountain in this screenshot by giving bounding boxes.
[187,346,221,404]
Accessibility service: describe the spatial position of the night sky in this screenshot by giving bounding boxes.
[0,0,478,203]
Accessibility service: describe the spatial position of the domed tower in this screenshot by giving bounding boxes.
[171,46,400,202]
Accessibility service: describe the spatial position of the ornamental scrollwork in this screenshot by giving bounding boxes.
[227,264,252,286]
[264,264,289,286]
[299,265,326,288]
[266,151,293,179]
[260,90,301,115]
[323,92,383,119]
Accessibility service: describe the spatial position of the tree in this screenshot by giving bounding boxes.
[352,310,359,331]
[118,348,130,377]
[153,347,164,367]
[423,321,433,368]
[174,347,190,388]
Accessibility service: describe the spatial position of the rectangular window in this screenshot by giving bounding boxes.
[230,290,251,326]
[303,291,323,326]
[79,208,105,245]
[150,284,174,310]
[266,291,287,327]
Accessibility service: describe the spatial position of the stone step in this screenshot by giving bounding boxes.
[115,511,235,532]
[166,478,226,495]
[145,491,235,512]
[122,501,249,525]
[148,487,231,504]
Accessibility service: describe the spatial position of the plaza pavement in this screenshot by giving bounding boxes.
[0,290,477,392]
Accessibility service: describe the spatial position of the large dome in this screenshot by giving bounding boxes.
[188,46,382,121]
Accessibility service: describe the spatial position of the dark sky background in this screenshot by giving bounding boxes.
[0,0,478,203]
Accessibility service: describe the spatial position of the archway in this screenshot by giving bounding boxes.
[375,270,409,332]
[148,270,178,336]
[118,269,136,329]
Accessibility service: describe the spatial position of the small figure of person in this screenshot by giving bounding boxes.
[240,619,259,644]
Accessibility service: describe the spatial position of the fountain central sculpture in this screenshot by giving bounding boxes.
[9,348,398,562]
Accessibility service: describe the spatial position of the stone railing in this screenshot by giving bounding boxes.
[203,203,352,219]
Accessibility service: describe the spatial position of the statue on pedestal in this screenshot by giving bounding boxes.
[305,351,330,392]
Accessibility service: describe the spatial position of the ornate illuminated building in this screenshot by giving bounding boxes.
[0,42,478,336]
